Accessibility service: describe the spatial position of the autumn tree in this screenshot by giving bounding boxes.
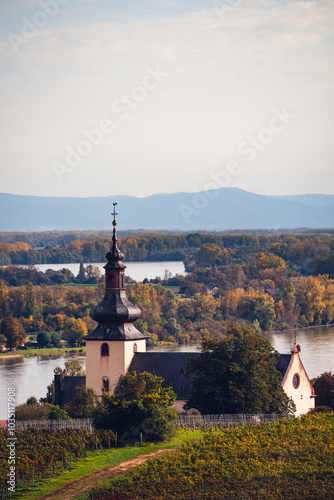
[186,324,295,415]
[0,317,26,349]
[64,359,85,376]
[0,281,10,318]
[195,243,231,267]
[192,293,217,321]
[63,317,88,346]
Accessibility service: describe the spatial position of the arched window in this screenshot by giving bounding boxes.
[101,343,109,357]
[102,377,109,393]
[133,343,138,353]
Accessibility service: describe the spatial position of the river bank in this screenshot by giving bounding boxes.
[0,347,85,358]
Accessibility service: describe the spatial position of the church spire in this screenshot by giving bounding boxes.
[86,205,147,341]
[105,203,125,267]
[112,202,118,241]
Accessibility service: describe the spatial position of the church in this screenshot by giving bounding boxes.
[55,206,316,417]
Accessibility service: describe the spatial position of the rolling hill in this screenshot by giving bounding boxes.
[0,188,333,232]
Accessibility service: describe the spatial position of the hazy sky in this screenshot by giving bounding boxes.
[0,0,333,198]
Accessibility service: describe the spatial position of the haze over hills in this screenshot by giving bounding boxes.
[0,189,333,232]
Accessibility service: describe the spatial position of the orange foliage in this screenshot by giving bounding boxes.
[68,240,87,252]
[0,242,31,253]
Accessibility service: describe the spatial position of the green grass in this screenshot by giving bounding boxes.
[17,430,204,500]
[0,347,86,358]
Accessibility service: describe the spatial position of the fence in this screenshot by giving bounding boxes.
[175,413,289,429]
[13,418,93,431]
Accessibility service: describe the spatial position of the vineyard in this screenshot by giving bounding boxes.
[0,427,115,498]
[90,413,334,500]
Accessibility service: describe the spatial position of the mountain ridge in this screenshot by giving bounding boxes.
[0,188,333,232]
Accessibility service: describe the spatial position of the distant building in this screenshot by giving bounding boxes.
[55,206,315,416]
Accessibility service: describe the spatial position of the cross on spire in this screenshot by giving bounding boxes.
[112,203,118,227]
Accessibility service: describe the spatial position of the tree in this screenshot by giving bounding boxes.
[37,330,51,348]
[0,317,26,349]
[186,324,294,415]
[312,372,334,409]
[192,293,217,321]
[0,281,10,318]
[94,371,177,443]
[26,396,38,406]
[63,317,88,346]
[64,359,85,376]
[164,318,181,340]
[85,264,101,282]
[195,243,230,267]
[0,333,7,347]
[47,404,70,420]
[65,387,97,418]
[50,330,61,347]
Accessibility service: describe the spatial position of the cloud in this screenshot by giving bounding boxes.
[0,0,333,197]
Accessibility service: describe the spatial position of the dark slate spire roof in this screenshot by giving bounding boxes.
[104,204,125,269]
[86,204,147,342]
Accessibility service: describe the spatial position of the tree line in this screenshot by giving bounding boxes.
[0,232,333,277]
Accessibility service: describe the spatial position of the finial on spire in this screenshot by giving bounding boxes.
[112,202,118,228]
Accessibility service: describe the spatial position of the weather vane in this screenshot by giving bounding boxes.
[111,203,118,227]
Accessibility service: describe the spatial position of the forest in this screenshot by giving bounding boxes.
[0,232,333,273]
[0,231,333,349]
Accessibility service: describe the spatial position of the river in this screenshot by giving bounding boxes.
[0,326,333,420]
[35,261,185,282]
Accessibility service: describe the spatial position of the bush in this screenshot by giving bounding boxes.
[94,371,177,444]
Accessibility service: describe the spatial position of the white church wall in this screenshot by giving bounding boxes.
[282,353,315,416]
[86,339,146,397]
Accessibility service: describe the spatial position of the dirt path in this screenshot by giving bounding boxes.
[42,448,172,500]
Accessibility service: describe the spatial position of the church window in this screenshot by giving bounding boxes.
[133,343,138,353]
[102,377,109,393]
[293,373,300,389]
[101,343,109,357]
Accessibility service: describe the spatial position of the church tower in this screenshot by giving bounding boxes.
[85,204,148,396]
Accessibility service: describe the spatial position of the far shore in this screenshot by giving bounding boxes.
[0,346,86,358]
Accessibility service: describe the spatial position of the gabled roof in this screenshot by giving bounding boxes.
[128,352,200,399]
[275,354,292,378]
[128,352,293,400]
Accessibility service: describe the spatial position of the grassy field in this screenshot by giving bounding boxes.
[16,430,204,500]
[0,346,86,358]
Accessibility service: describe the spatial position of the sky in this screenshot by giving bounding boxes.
[0,0,333,198]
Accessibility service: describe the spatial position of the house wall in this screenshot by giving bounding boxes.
[86,339,146,397]
[282,353,315,416]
